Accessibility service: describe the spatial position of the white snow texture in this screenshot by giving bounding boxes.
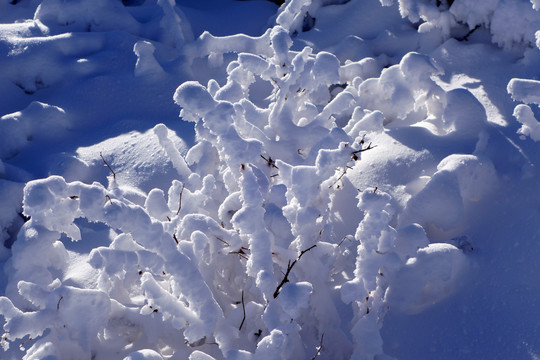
[0,0,540,359]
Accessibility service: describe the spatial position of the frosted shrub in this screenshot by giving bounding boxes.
[508,78,540,142]
[382,0,540,50]
[0,12,471,360]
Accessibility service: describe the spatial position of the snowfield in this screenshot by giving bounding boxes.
[1,0,540,359]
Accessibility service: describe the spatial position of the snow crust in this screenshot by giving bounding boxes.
[0,0,539,359]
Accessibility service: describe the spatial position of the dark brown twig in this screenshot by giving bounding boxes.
[273,245,317,299]
[215,236,230,247]
[298,244,316,260]
[173,234,179,245]
[229,247,249,260]
[458,24,480,41]
[260,155,279,169]
[105,195,113,205]
[100,152,116,180]
[20,336,33,348]
[337,235,353,247]
[239,290,246,331]
[57,296,63,311]
[311,333,324,360]
[359,134,366,145]
[352,142,377,158]
[273,259,296,299]
[329,167,353,189]
[176,184,185,216]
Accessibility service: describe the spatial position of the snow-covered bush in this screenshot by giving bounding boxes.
[0,16,476,358]
[508,78,540,142]
[34,0,193,45]
[381,0,540,50]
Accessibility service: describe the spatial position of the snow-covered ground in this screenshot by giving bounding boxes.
[1,0,540,359]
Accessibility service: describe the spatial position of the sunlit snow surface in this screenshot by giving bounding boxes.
[1,0,540,359]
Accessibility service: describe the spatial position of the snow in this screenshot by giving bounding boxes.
[513,104,540,142]
[1,0,540,359]
[0,101,70,159]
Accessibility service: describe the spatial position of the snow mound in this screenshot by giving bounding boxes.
[0,102,69,160]
[73,127,187,194]
[385,242,468,314]
[402,154,497,237]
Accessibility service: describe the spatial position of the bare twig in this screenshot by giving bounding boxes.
[273,259,296,299]
[273,245,316,298]
[105,195,113,205]
[329,169,346,189]
[229,247,249,260]
[329,167,352,189]
[176,184,185,216]
[100,152,116,180]
[57,296,63,311]
[311,333,324,360]
[350,137,377,161]
[298,244,316,260]
[20,336,33,349]
[260,154,279,169]
[173,234,179,245]
[352,142,377,158]
[239,290,246,331]
[338,235,353,247]
[458,24,480,41]
[215,236,230,247]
